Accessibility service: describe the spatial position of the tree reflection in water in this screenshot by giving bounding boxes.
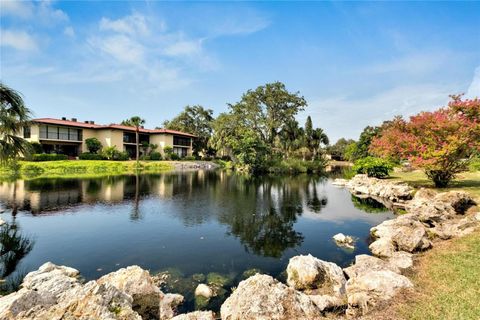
[218,174,328,258]
[0,222,34,294]
[350,195,388,214]
[0,171,330,260]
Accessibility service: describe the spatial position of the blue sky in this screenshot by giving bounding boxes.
[1,1,479,142]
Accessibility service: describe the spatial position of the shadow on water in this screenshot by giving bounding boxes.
[0,168,394,311]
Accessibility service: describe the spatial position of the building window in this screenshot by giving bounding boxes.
[23,126,31,138]
[38,125,82,141]
[173,136,191,146]
[173,147,188,158]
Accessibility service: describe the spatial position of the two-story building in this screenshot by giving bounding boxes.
[21,117,195,158]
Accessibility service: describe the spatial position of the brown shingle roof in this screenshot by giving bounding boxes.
[33,118,196,137]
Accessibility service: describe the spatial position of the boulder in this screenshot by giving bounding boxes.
[0,288,56,319]
[308,294,346,311]
[220,274,322,320]
[333,233,355,249]
[0,262,169,320]
[368,238,395,258]
[434,191,476,214]
[343,254,399,279]
[286,254,346,295]
[387,251,414,273]
[407,190,476,224]
[22,262,81,298]
[430,217,478,240]
[97,265,161,319]
[171,311,215,320]
[160,293,184,320]
[195,283,213,299]
[370,215,431,255]
[1,280,142,320]
[346,175,413,202]
[345,270,413,317]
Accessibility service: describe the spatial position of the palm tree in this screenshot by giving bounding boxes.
[0,83,32,166]
[122,116,145,165]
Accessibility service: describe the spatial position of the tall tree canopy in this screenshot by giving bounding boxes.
[121,116,145,163]
[210,82,327,171]
[162,105,214,156]
[0,83,32,165]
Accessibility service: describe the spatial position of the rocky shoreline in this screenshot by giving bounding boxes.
[1,174,479,320]
[170,161,220,171]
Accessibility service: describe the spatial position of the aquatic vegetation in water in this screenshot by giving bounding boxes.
[206,272,232,287]
[241,268,263,279]
[192,273,206,282]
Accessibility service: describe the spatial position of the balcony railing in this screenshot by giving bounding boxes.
[39,125,82,141]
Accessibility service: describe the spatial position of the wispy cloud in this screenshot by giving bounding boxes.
[1,0,68,25]
[99,12,150,36]
[466,66,480,98]
[89,34,145,65]
[304,84,455,142]
[0,29,38,51]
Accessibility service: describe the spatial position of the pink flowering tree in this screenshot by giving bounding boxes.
[370,95,480,187]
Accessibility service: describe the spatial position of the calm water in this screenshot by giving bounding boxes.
[0,170,394,311]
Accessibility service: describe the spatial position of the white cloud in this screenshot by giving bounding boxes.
[163,38,203,57]
[466,66,480,99]
[63,26,75,37]
[90,34,145,64]
[0,0,34,18]
[360,51,453,76]
[99,13,149,36]
[0,29,37,51]
[1,0,68,25]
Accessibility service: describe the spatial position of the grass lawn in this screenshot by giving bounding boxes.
[386,169,480,320]
[391,170,480,201]
[0,160,174,180]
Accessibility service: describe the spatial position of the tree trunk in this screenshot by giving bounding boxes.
[135,128,139,165]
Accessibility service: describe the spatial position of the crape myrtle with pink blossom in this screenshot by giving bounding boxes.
[370,95,480,187]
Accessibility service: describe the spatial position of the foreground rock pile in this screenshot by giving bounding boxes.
[0,263,214,320]
[1,174,478,319]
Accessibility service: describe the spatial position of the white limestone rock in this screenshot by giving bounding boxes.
[194,283,213,299]
[220,274,322,320]
[171,311,215,320]
[346,270,413,317]
[286,254,346,295]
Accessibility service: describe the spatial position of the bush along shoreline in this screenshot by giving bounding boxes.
[1,174,478,319]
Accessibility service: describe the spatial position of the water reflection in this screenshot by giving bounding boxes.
[0,170,394,305]
[0,222,34,293]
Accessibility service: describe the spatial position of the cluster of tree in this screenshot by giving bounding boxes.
[370,95,480,187]
[163,82,329,172]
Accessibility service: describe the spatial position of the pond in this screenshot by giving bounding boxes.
[0,169,395,311]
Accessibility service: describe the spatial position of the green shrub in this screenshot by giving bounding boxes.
[79,153,104,160]
[170,153,180,160]
[29,142,44,154]
[469,157,480,172]
[114,151,130,161]
[184,155,196,161]
[150,152,162,161]
[352,157,393,178]
[85,138,102,154]
[30,154,68,162]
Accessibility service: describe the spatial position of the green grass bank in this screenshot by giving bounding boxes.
[0,160,174,180]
